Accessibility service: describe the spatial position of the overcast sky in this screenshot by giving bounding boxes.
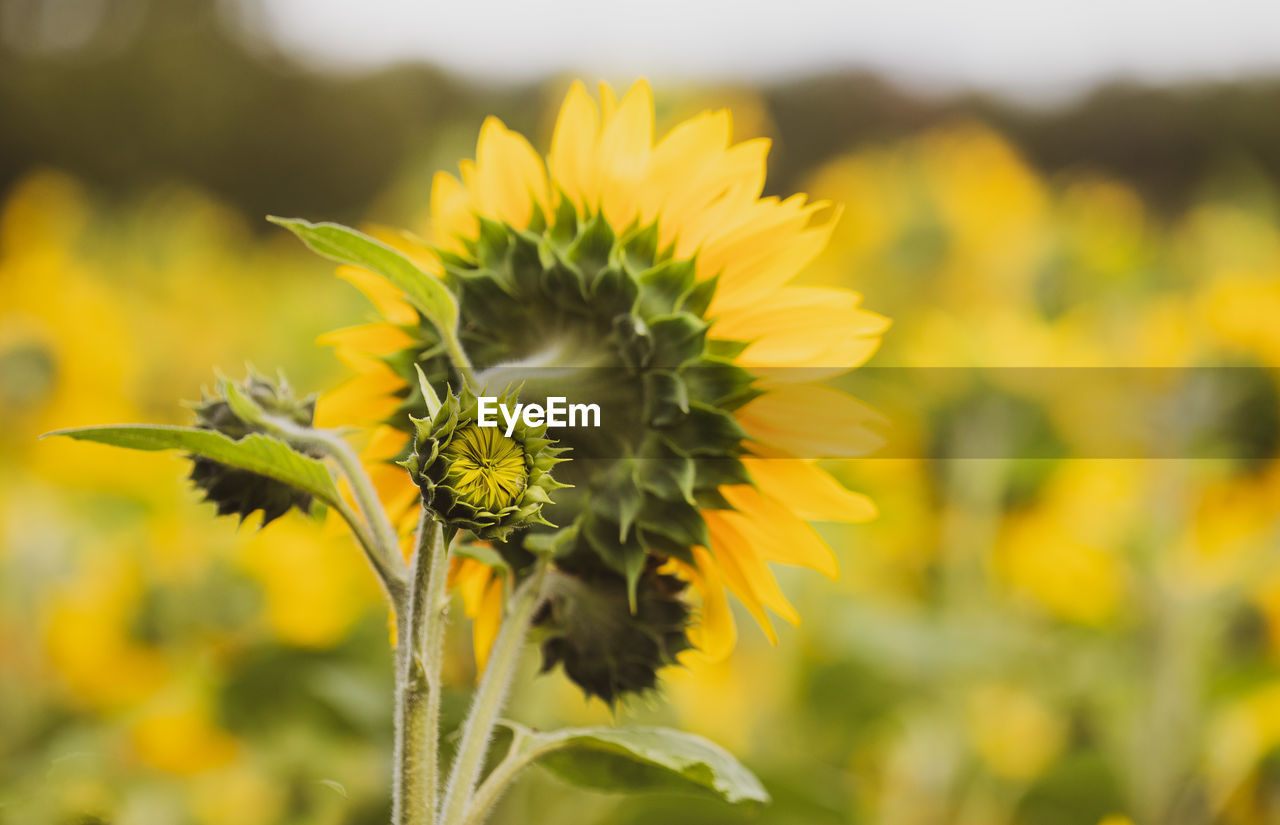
[254,0,1280,102]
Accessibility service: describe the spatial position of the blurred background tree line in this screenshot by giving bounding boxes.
[5,0,1280,224]
[7,1,1280,825]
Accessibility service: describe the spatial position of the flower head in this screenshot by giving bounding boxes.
[322,80,888,698]
[401,385,567,542]
[188,371,319,525]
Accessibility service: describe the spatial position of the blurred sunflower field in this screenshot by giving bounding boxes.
[7,3,1280,824]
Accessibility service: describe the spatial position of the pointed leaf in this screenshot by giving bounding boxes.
[269,217,459,339]
[44,425,340,507]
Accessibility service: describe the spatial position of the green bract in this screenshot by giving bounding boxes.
[400,385,569,542]
[187,372,321,525]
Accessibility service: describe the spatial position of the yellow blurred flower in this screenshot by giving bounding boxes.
[663,647,787,754]
[130,691,239,775]
[191,764,286,825]
[995,461,1133,626]
[965,683,1066,781]
[42,546,168,709]
[0,172,148,486]
[236,516,381,648]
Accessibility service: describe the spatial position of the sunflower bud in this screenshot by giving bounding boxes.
[400,386,568,542]
[534,558,693,705]
[188,372,319,525]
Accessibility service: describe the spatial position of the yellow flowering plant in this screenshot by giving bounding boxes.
[44,80,886,825]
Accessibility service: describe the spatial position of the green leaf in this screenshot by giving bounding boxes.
[269,217,459,339]
[43,425,340,508]
[510,724,769,805]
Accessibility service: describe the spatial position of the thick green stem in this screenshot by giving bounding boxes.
[439,558,550,825]
[392,514,453,825]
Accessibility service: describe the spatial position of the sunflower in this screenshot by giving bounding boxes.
[319,80,888,701]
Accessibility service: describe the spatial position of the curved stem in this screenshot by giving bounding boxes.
[439,558,550,825]
[459,729,562,825]
[271,422,408,607]
[392,514,452,825]
[441,329,478,390]
[310,429,404,566]
[332,497,406,605]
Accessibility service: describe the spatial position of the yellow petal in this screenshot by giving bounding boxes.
[678,548,737,661]
[317,324,416,371]
[450,559,506,673]
[705,511,801,634]
[429,170,477,252]
[737,385,885,458]
[736,318,885,368]
[596,79,654,229]
[314,370,404,428]
[714,286,888,369]
[336,265,418,326]
[696,195,815,283]
[711,213,840,312]
[715,286,859,334]
[362,425,410,463]
[598,81,619,121]
[742,457,877,523]
[716,486,841,579]
[473,574,504,673]
[367,461,419,525]
[471,117,550,228]
[548,81,602,211]
[667,139,771,257]
[637,109,732,229]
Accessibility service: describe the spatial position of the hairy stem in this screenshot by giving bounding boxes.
[332,497,405,605]
[309,429,404,570]
[271,421,408,606]
[459,729,564,825]
[392,514,452,825]
[439,558,550,825]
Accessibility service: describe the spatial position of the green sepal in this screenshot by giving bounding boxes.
[679,272,719,317]
[591,264,639,318]
[635,259,697,320]
[647,314,708,368]
[683,359,762,410]
[634,436,697,504]
[643,371,691,426]
[547,190,580,249]
[620,222,660,274]
[657,402,749,458]
[635,497,710,556]
[565,212,616,281]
